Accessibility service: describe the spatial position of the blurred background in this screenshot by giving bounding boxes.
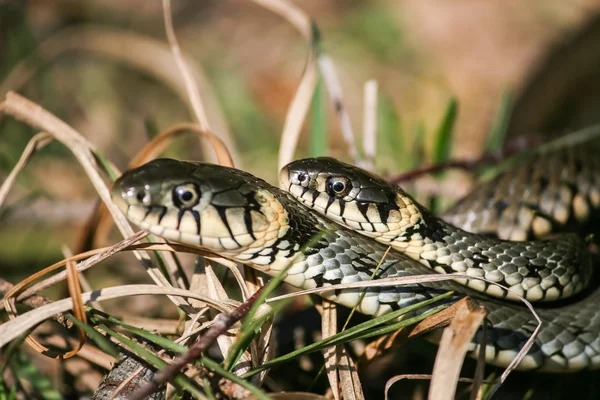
[3,0,600,270]
[2,0,600,398]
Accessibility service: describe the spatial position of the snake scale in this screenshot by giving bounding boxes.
[111,145,600,372]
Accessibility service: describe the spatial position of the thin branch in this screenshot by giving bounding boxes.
[388,134,547,183]
[130,287,266,400]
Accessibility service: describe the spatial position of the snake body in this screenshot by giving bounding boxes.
[281,158,594,303]
[112,157,600,372]
[442,143,600,241]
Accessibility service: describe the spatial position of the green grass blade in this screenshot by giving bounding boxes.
[433,97,458,163]
[223,305,273,371]
[412,121,426,169]
[95,321,204,398]
[486,90,514,153]
[377,93,407,171]
[201,357,272,400]
[8,350,62,400]
[309,74,328,157]
[242,291,454,378]
[87,309,187,353]
[65,312,119,358]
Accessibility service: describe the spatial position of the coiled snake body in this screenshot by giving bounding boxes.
[111,149,600,372]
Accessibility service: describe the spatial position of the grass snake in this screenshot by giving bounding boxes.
[110,149,600,372]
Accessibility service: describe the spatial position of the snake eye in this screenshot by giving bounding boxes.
[172,183,200,208]
[296,173,307,183]
[326,177,351,197]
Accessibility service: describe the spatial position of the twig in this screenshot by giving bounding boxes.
[319,55,361,165]
[130,287,266,400]
[388,135,547,184]
[161,0,211,132]
[362,80,378,171]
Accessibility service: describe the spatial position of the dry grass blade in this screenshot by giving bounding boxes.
[319,55,361,165]
[361,298,471,363]
[429,299,486,400]
[203,262,253,376]
[385,375,482,400]
[268,272,542,383]
[321,300,340,400]
[128,122,234,168]
[9,240,242,317]
[471,320,487,400]
[338,346,364,400]
[63,249,88,358]
[5,231,149,309]
[250,0,317,170]
[0,92,187,308]
[4,246,89,359]
[0,277,55,316]
[0,284,251,347]
[362,80,378,171]
[0,25,236,162]
[162,0,211,131]
[0,131,52,207]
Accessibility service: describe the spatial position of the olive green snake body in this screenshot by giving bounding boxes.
[111,145,600,372]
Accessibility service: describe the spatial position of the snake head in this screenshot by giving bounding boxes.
[281,157,423,240]
[111,158,289,256]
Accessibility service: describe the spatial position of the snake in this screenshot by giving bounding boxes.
[111,156,600,372]
[280,156,596,303]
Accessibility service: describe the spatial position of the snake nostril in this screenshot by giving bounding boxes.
[136,189,147,203]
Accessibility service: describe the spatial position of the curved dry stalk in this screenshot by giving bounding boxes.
[162,0,210,132]
[0,284,257,347]
[362,80,378,171]
[128,122,234,168]
[7,239,238,308]
[0,25,237,164]
[319,55,361,165]
[0,92,194,310]
[0,132,53,207]
[250,0,318,171]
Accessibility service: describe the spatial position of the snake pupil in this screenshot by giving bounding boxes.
[297,173,306,183]
[326,177,351,197]
[333,181,345,192]
[173,183,200,208]
[181,191,193,201]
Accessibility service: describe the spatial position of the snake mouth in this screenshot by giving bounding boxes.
[111,158,289,254]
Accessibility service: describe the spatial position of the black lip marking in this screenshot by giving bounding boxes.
[156,206,168,225]
[177,209,186,230]
[324,195,336,214]
[311,189,320,203]
[301,186,310,199]
[143,207,153,221]
[357,201,371,221]
[191,209,201,235]
[377,204,390,226]
[244,208,257,240]
[216,206,241,247]
[338,199,346,217]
